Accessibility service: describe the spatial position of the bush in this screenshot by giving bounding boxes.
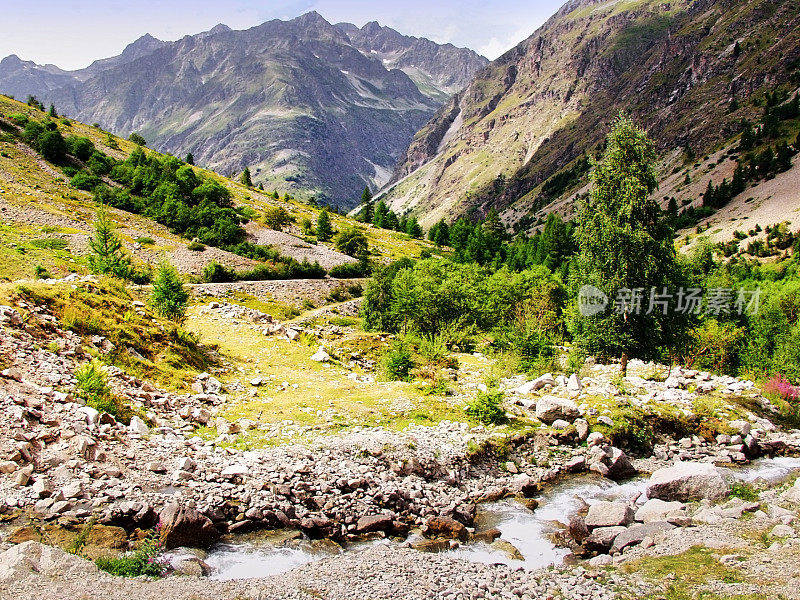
[70,170,101,191]
[95,532,164,578]
[65,135,95,161]
[380,341,415,381]
[466,390,506,425]
[202,260,236,283]
[334,226,368,257]
[150,261,189,322]
[685,319,745,373]
[33,265,53,280]
[263,206,291,230]
[128,132,146,146]
[87,209,133,279]
[37,129,67,162]
[187,241,206,251]
[329,261,369,278]
[134,237,155,246]
[764,374,799,402]
[74,362,134,423]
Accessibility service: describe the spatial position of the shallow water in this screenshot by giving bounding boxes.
[197,456,800,579]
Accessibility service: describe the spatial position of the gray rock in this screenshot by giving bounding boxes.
[584,502,634,529]
[635,499,686,523]
[311,347,331,362]
[646,462,728,502]
[583,526,626,554]
[128,416,149,435]
[611,521,675,554]
[536,395,579,424]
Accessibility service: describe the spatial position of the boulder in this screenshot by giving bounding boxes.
[423,516,468,541]
[567,374,582,396]
[311,348,331,362]
[646,462,728,502]
[536,395,579,424]
[781,478,800,504]
[158,504,221,549]
[588,446,637,481]
[611,521,675,554]
[517,373,555,395]
[584,502,634,529]
[582,526,626,554]
[0,541,97,583]
[221,464,249,478]
[355,514,394,534]
[128,416,149,435]
[568,515,590,544]
[635,499,686,523]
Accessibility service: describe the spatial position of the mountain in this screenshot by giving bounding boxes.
[0,55,75,101]
[0,13,486,209]
[381,0,800,229]
[336,21,488,102]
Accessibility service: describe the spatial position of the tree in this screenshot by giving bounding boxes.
[37,130,67,163]
[263,206,291,230]
[150,261,189,322]
[358,186,374,223]
[48,104,57,118]
[405,216,423,239]
[87,208,133,279]
[241,167,253,187]
[569,113,680,371]
[185,153,194,165]
[739,121,754,152]
[316,208,333,241]
[128,132,146,146]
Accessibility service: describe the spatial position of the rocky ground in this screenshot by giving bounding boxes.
[0,289,799,599]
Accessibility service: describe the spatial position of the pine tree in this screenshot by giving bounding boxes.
[776,142,792,173]
[739,121,754,151]
[358,187,374,223]
[703,179,716,208]
[87,209,133,279]
[405,217,423,239]
[667,197,678,220]
[732,163,746,195]
[433,219,450,247]
[316,208,333,241]
[150,261,189,322]
[241,167,253,187]
[185,153,194,165]
[570,113,680,370]
[48,104,57,118]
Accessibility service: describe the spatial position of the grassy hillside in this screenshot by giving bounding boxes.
[0,94,434,283]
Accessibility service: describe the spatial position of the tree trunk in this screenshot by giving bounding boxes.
[620,352,628,376]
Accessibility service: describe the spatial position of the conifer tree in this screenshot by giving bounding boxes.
[150,261,189,322]
[185,153,194,165]
[241,167,253,187]
[87,208,133,279]
[359,186,374,223]
[316,208,333,241]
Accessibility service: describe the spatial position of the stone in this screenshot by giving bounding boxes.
[567,374,582,396]
[424,516,468,541]
[574,418,589,440]
[583,526,626,554]
[584,502,634,529]
[517,373,555,395]
[146,462,167,473]
[611,521,675,554]
[565,456,586,473]
[587,432,605,447]
[535,395,579,424]
[61,481,83,499]
[285,328,301,341]
[31,478,54,498]
[635,499,686,523]
[158,503,220,549]
[192,408,211,424]
[471,528,502,543]
[355,514,394,534]
[128,416,149,435]
[311,347,331,362]
[77,406,99,426]
[0,541,98,583]
[568,515,589,544]
[221,464,249,478]
[646,462,728,502]
[780,478,800,503]
[551,419,570,430]
[771,524,794,538]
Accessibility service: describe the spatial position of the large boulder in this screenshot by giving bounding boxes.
[646,462,729,502]
[610,521,675,554]
[0,541,97,583]
[423,516,468,541]
[588,445,637,481]
[536,395,580,424]
[355,514,394,534]
[158,503,221,549]
[635,499,686,523]
[584,502,634,529]
[582,526,626,554]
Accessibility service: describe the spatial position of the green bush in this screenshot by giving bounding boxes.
[329,261,369,278]
[334,226,368,257]
[187,241,206,251]
[74,362,135,423]
[33,265,53,279]
[380,341,415,381]
[202,260,236,283]
[466,390,506,425]
[134,237,155,246]
[70,170,101,191]
[95,533,164,578]
[263,206,291,230]
[150,261,189,322]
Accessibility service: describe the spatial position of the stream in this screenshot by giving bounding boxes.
[176,456,800,580]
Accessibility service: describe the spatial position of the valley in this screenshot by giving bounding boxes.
[0,1,799,599]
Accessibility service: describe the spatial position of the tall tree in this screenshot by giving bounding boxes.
[185,153,194,165]
[358,186,374,223]
[569,113,680,372]
[241,167,253,187]
[316,208,333,241]
[87,208,133,279]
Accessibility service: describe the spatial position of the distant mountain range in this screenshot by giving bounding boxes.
[0,13,487,208]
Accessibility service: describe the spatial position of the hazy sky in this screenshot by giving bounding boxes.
[0,0,565,70]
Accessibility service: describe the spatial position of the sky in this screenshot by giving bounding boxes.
[0,0,566,70]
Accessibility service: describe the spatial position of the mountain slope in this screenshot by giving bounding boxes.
[0,13,485,209]
[382,0,800,229]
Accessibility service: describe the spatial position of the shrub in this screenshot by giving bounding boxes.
[150,261,189,322]
[65,135,95,161]
[202,261,236,283]
[187,241,206,251]
[134,237,155,246]
[263,206,291,230]
[728,482,759,502]
[128,132,146,146]
[764,374,799,402]
[70,170,101,191]
[33,265,53,279]
[329,261,369,278]
[685,319,745,373]
[95,532,164,578]
[380,341,415,381]
[37,129,67,163]
[74,362,134,423]
[334,226,368,257]
[87,209,133,279]
[466,390,506,425]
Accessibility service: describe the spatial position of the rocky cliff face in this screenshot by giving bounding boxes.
[382,0,800,228]
[0,13,485,208]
